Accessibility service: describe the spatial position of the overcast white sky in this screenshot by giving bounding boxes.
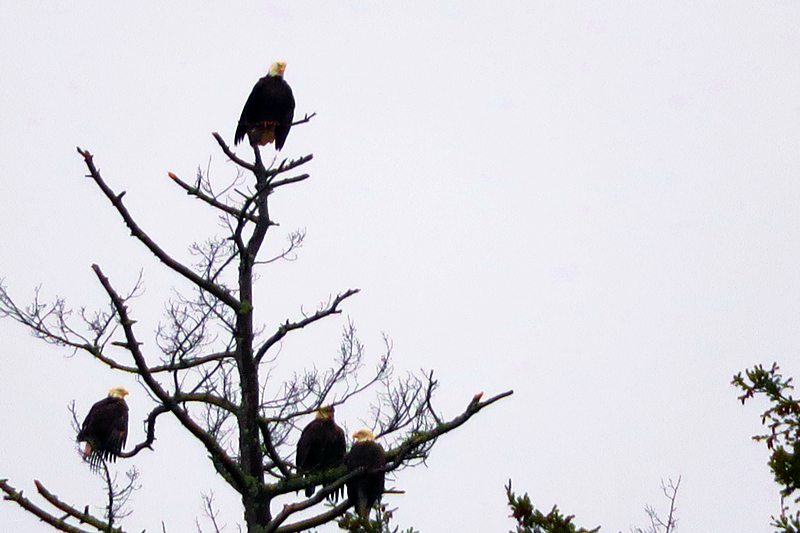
[2,1,800,532]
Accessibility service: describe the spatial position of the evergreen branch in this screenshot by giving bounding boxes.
[506,480,600,533]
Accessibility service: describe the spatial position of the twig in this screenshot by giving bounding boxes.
[291,112,317,127]
[211,132,314,183]
[168,172,259,223]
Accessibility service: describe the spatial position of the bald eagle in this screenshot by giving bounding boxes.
[296,406,347,498]
[77,387,129,471]
[346,429,386,519]
[235,61,295,150]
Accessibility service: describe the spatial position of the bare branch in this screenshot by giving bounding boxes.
[267,155,314,182]
[267,475,355,533]
[119,404,170,458]
[168,171,260,223]
[273,501,349,533]
[291,112,317,127]
[255,230,306,266]
[663,476,681,533]
[270,174,310,190]
[37,478,126,533]
[1,479,98,533]
[198,492,226,533]
[77,350,235,376]
[0,284,99,354]
[176,392,240,413]
[630,476,681,533]
[385,390,514,467]
[211,133,314,185]
[255,289,360,364]
[212,133,255,172]
[77,148,240,311]
[264,389,512,504]
[96,465,139,530]
[258,420,293,479]
[90,263,248,494]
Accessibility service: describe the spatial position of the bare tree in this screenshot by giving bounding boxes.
[631,477,681,533]
[0,124,512,533]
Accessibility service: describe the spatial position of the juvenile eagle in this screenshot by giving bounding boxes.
[235,60,295,150]
[296,406,347,498]
[346,428,386,519]
[77,387,129,471]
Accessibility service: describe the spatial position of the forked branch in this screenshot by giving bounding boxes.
[385,389,514,466]
[168,172,259,223]
[0,478,124,533]
[255,289,360,364]
[90,263,248,494]
[77,148,239,311]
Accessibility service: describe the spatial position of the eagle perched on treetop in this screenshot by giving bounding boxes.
[235,61,295,150]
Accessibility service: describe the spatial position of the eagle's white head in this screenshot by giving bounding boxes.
[316,405,335,421]
[352,428,376,442]
[108,387,130,399]
[269,61,287,77]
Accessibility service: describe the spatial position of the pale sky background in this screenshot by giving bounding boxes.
[1,1,800,532]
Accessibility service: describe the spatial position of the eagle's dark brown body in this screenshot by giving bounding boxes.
[296,407,346,498]
[77,390,129,471]
[346,431,386,518]
[235,62,295,150]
